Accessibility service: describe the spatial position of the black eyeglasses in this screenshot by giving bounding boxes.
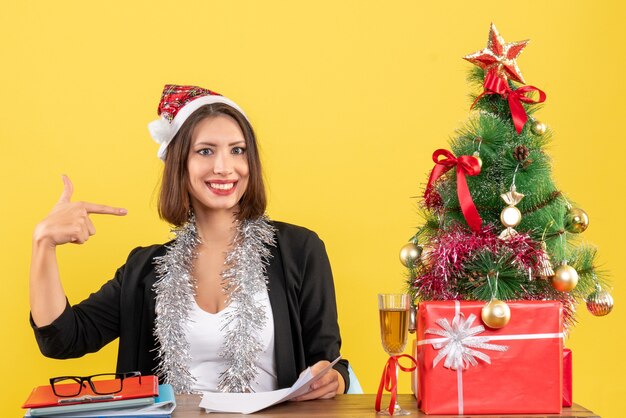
[49,371,142,397]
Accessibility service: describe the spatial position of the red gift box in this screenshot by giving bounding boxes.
[413,343,574,409]
[414,300,563,415]
[563,348,573,407]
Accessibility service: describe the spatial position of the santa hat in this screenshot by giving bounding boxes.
[148,84,248,160]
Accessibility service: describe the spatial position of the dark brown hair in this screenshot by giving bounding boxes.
[158,103,266,226]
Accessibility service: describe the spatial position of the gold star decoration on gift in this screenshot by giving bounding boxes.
[464,23,529,84]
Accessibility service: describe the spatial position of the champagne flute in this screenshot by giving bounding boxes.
[378,293,410,416]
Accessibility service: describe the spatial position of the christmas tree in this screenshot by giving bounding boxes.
[402,23,613,329]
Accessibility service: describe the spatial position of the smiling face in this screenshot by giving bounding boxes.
[186,114,250,217]
[158,103,266,226]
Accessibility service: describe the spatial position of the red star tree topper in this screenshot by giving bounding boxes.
[464,23,529,84]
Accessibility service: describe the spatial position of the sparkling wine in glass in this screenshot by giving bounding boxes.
[378,293,410,416]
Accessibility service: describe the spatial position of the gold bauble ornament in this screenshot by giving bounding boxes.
[500,206,522,228]
[531,120,547,136]
[586,286,614,316]
[481,299,511,329]
[551,263,579,292]
[565,207,589,234]
[399,242,422,267]
[472,151,483,169]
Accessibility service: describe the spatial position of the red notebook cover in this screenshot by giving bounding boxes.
[22,375,158,409]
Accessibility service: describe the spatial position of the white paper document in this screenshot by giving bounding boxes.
[199,356,341,414]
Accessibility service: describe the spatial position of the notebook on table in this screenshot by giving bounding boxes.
[23,375,158,409]
[24,383,175,418]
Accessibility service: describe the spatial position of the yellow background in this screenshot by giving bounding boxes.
[1,1,624,416]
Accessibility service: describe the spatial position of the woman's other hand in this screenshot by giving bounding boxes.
[292,360,345,401]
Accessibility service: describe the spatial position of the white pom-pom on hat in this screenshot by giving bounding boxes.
[148,116,177,160]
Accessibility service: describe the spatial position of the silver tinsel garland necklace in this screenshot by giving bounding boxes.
[218,217,276,392]
[152,214,275,394]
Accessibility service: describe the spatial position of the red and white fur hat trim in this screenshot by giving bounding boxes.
[148,84,248,160]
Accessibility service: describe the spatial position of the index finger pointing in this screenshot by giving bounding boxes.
[83,202,128,216]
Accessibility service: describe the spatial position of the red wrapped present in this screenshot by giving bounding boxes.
[415,300,563,415]
[563,348,573,407]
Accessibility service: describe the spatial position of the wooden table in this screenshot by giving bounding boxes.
[173,394,599,417]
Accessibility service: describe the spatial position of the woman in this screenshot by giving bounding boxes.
[30,84,349,398]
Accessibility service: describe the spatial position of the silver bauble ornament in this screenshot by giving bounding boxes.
[551,263,579,292]
[399,242,422,267]
[565,207,589,234]
[481,299,511,329]
[586,286,614,316]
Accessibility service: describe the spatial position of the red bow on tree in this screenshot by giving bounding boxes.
[424,149,482,232]
[475,69,546,134]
